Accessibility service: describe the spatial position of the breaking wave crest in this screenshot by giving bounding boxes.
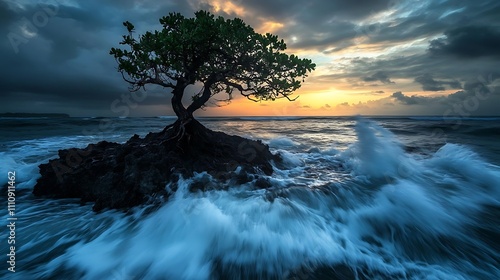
[3,119,499,280]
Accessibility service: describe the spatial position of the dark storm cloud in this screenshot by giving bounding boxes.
[391,91,432,105]
[362,72,394,84]
[210,0,396,52]
[391,77,499,112]
[260,0,499,52]
[0,0,196,116]
[242,0,394,21]
[356,0,500,44]
[286,20,359,51]
[0,1,16,24]
[341,53,499,84]
[414,74,462,91]
[346,82,500,115]
[234,0,499,115]
[429,26,500,58]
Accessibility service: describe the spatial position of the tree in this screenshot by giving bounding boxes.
[110,10,315,124]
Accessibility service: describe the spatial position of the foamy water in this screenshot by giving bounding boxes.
[1,117,499,279]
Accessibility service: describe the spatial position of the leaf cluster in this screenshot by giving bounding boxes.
[110,10,316,103]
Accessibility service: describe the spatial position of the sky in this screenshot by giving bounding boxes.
[1,0,499,117]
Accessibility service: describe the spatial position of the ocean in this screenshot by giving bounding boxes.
[1,116,499,279]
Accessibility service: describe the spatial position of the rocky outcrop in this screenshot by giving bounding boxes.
[33,119,278,211]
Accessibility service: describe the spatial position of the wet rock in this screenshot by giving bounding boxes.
[254,177,272,189]
[33,119,279,211]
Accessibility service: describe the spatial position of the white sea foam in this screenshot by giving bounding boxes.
[0,153,42,188]
[31,120,495,280]
[0,136,97,189]
[339,119,417,180]
[268,136,298,149]
[277,150,304,168]
[3,118,499,279]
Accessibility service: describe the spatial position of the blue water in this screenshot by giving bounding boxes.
[0,116,499,279]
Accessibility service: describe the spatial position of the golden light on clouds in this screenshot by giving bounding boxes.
[256,21,285,34]
[182,0,480,117]
[210,0,245,16]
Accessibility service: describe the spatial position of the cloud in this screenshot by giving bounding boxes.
[241,0,395,21]
[0,0,196,116]
[391,91,434,105]
[1,0,500,116]
[362,71,395,84]
[429,26,500,58]
[320,103,331,110]
[390,76,500,113]
[207,0,398,52]
[414,73,462,91]
[0,1,16,25]
[338,79,500,115]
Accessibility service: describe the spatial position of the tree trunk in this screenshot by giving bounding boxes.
[171,85,191,122]
[187,85,212,114]
[187,75,216,114]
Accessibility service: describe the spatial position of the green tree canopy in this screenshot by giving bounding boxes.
[110,10,315,121]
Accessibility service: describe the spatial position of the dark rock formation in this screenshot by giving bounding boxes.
[33,119,279,211]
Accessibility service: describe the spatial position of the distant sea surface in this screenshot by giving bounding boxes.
[1,116,499,279]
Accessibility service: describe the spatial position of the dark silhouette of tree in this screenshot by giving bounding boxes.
[110,10,315,124]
